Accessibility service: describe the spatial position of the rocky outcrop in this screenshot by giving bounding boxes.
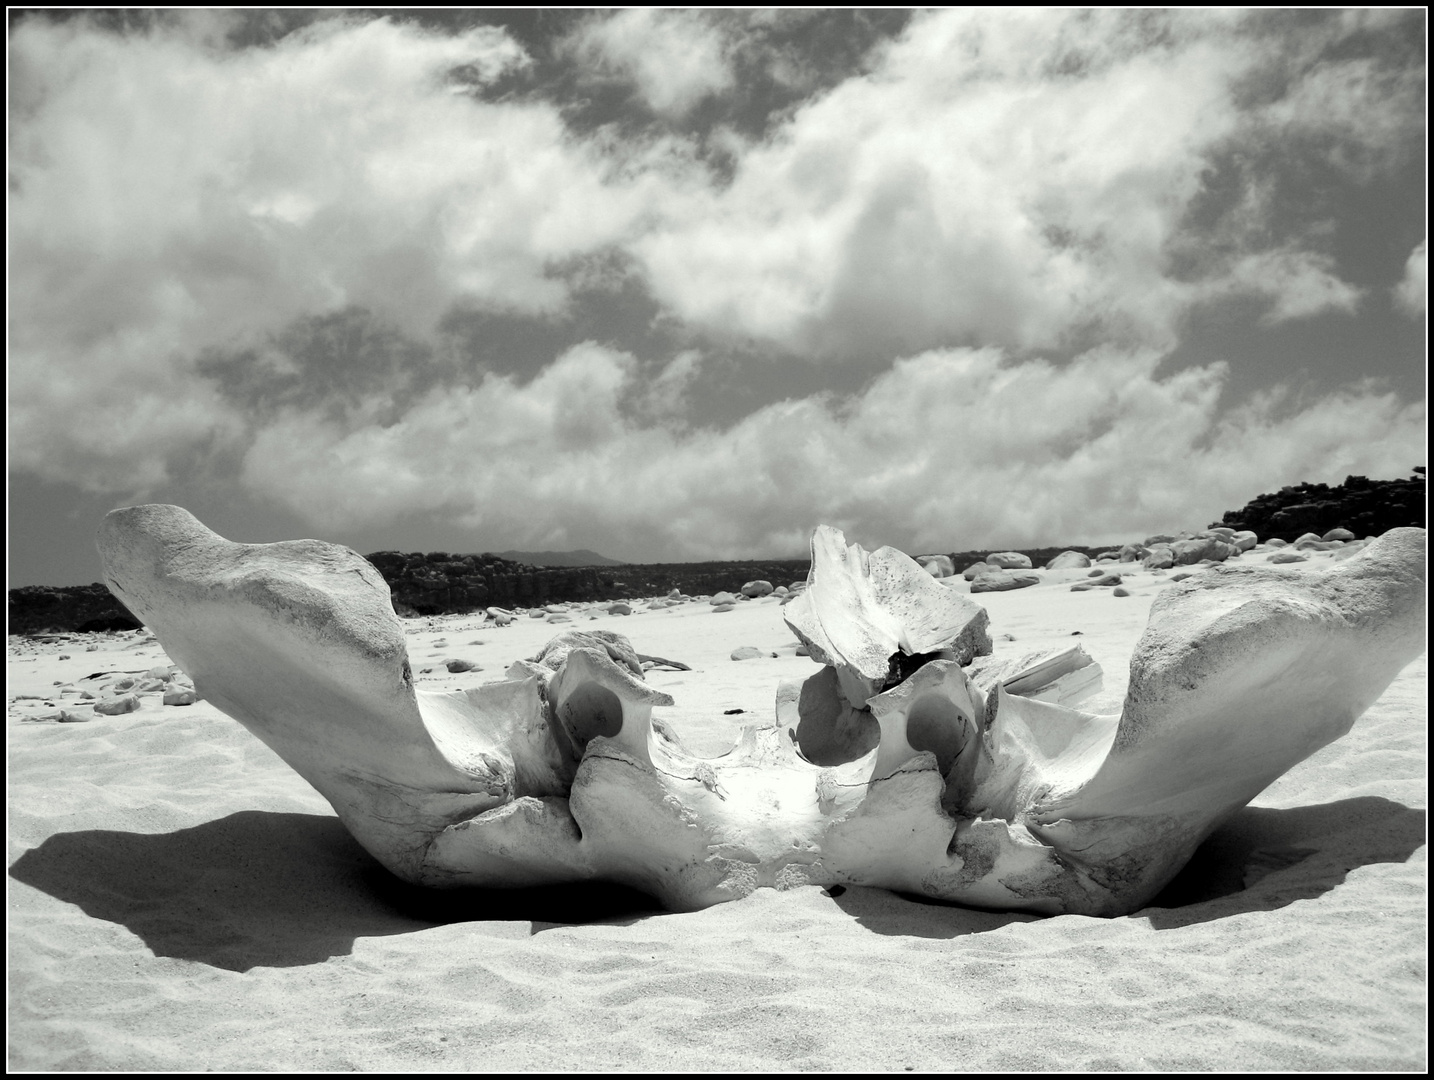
[7,584,142,635]
[1214,473,1424,542]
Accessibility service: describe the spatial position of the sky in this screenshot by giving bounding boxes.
[7,8,1427,585]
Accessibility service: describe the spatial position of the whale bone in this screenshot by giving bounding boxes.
[96,506,1425,916]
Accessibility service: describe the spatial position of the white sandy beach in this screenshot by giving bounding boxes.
[7,552,1427,1071]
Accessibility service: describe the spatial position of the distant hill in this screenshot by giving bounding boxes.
[493,549,626,567]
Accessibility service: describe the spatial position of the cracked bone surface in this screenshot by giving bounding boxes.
[97,507,1425,915]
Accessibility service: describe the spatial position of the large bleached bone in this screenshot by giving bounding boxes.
[97,506,1425,916]
[783,525,994,706]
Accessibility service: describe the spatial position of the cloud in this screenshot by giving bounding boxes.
[1394,240,1427,317]
[1223,250,1364,324]
[627,9,1408,357]
[8,9,1422,539]
[565,10,734,117]
[7,14,653,490]
[236,343,1425,559]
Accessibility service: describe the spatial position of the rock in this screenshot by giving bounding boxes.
[147,665,173,679]
[86,644,99,651]
[58,654,71,660]
[529,609,547,619]
[970,570,1041,593]
[445,659,478,673]
[1268,551,1309,563]
[94,694,141,715]
[986,551,1033,570]
[794,644,810,657]
[137,678,166,692]
[1112,587,1131,597]
[1292,532,1322,547]
[1142,546,1175,570]
[1231,531,1258,552]
[668,589,682,600]
[919,556,955,578]
[741,580,774,598]
[1266,537,1288,548]
[730,646,764,661]
[1144,534,1177,546]
[1172,537,1237,566]
[1071,572,1122,592]
[1201,527,1237,541]
[57,710,91,723]
[1170,572,1195,582]
[1086,568,1105,577]
[961,561,992,580]
[546,614,572,624]
[712,603,736,613]
[1046,551,1091,570]
[773,586,788,597]
[607,602,632,616]
[1118,544,1149,563]
[163,687,200,706]
[710,592,738,606]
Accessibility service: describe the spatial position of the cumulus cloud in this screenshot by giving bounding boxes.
[1394,240,1427,317]
[565,10,734,117]
[8,10,1422,558]
[237,343,1425,559]
[636,9,1417,358]
[8,15,654,490]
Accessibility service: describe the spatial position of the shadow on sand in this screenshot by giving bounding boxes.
[9,796,1423,969]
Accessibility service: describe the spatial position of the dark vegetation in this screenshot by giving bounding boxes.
[1211,470,1425,541]
[9,470,1423,632]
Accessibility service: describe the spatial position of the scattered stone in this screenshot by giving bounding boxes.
[723,708,745,715]
[710,592,738,606]
[445,659,478,673]
[1172,537,1238,565]
[529,610,546,619]
[1142,545,1175,570]
[1112,587,1131,597]
[712,603,736,613]
[1071,572,1121,591]
[58,654,70,661]
[1232,531,1258,552]
[730,646,764,661]
[1266,537,1288,548]
[608,602,633,616]
[986,551,1033,570]
[85,644,99,652]
[773,586,788,597]
[1170,572,1195,582]
[1118,543,1150,562]
[1046,551,1091,570]
[1087,568,1105,577]
[163,687,200,706]
[94,694,141,715]
[1322,527,1356,542]
[668,589,682,600]
[920,556,955,578]
[970,569,1040,593]
[1144,533,1178,545]
[961,561,992,580]
[57,710,91,723]
[1269,551,1309,564]
[794,644,810,657]
[741,580,774,598]
[546,614,572,624]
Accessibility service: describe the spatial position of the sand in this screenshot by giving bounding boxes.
[8,553,1427,1071]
